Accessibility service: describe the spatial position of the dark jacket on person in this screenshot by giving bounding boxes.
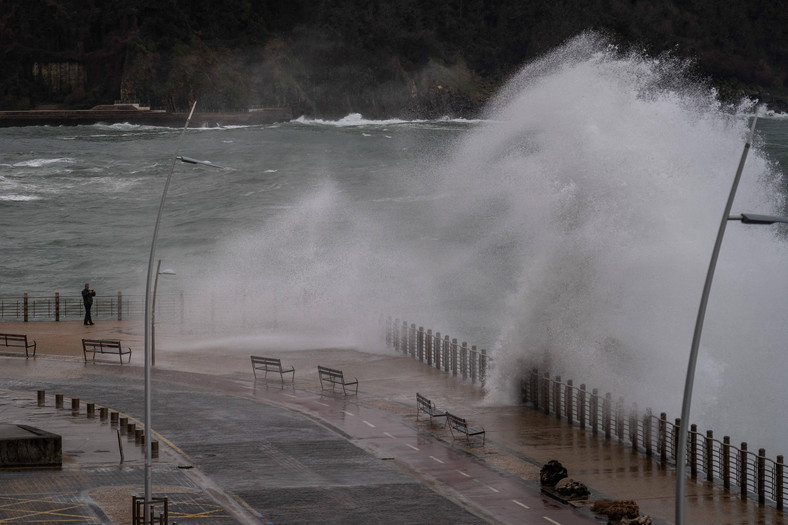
[82,288,95,307]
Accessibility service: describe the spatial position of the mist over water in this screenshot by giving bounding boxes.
[464,33,788,453]
[192,32,788,453]
[3,32,788,455]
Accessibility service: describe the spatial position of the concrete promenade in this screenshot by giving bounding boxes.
[0,320,784,524]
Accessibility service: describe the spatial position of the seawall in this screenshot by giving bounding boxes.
[0,106,293,128]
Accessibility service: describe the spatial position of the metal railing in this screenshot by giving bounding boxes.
[384,317,489,386]
[524,369,786,510]
[0,293,181,322]
[382,317,785,511]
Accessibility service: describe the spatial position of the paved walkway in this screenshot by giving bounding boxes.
[0,321,784,524]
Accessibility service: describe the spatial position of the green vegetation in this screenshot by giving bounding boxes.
[2,0,786,116]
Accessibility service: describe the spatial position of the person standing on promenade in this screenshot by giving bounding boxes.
[82,283,96,325]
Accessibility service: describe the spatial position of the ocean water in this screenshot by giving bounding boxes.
[3,33,788,455]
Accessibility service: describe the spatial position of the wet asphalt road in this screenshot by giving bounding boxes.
[0,356,598,524]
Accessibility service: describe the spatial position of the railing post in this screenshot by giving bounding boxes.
[401,321,409,355]
[542,372,550,415]
[55,292,60,322]
[590,388,599,434]
[392,318,400,351]
[777,455,784,510]
[673,418,681,461]
[385,317,392,346]
[740,442,749,498]
[554,376,562,419]
[443,335,450,372]
[706,430,714,482]
[630,403,638,451]
[758,448,766,504]
[579,384,586,429]
[480,349,487,386]
[723,436,731,489]
[461,342,468,379]
[470,345,477,384]
[426,329,433,366]
[690,424,698,478]
[566,380,574,425]
[434,332,441,369]
[602,393,612,439]
[644,408,653,456]
[525,368,534,407]
[417,326,424,362]
[409,324,416,358]
[24,293,28,322]
[451,339,458,376]
[659,413,667,465]
[117,291,122,320]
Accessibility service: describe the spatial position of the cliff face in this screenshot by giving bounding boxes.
[2,1,787,117]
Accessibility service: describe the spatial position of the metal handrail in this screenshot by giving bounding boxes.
[523,368,786,509]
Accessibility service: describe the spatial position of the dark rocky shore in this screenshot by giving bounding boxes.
[0,104,293,128]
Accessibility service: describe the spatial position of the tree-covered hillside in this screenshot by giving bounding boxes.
[2,0,786,116]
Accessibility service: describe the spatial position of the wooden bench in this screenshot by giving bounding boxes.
[317,365,358,395]
[0,333,37,358]
[416,393,447,425]
[82,339,131,364]
[251,356,295,383]
[447,412,485,445]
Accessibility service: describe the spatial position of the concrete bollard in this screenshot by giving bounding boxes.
[87,403,95,417]
[152,440,159,458]
[119,417,128,432]
[135,429,143,443]
[71,398,80,411]
[37,390,45,406]
[100,407,108,420]
[127,422,136,436]
[55,394,64,408]
[111,411,119,424]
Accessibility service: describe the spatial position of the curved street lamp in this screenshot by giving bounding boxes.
[675,114,788,523]
[152,259,175,368]
[142,101,197,523]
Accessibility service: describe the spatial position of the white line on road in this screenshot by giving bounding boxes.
[363,420,375,428]
[542,517,562,525]
[512,499,530,509]
[429,456,444,464]
[283,393,298,398]
[343,411,354,416]
[406,444,420,451]
[315,401,330,407]
[486,485,500,493]
[384,432,396,439]
[457,470,471,478]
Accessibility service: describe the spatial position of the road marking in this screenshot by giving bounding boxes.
[315,401,330,407]
[363,420,375,428]
[343,411,354,416]
[457,470,471,477]
[283,393,298,398]
[543,518,562,525]
[406,444,420,451]
[429,456,444,464]
[512,499,530,509]
[384,432,396,439]
[486,485,500,493]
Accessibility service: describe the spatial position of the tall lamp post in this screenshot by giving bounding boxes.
[142,101,197,524]
[141,102,227,523]
[152,259,175,368]
[675,115,788,524]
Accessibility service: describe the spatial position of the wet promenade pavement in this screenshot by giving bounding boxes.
[0,321,784,524]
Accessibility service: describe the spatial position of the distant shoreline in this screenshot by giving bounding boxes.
[0,104,293,128]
